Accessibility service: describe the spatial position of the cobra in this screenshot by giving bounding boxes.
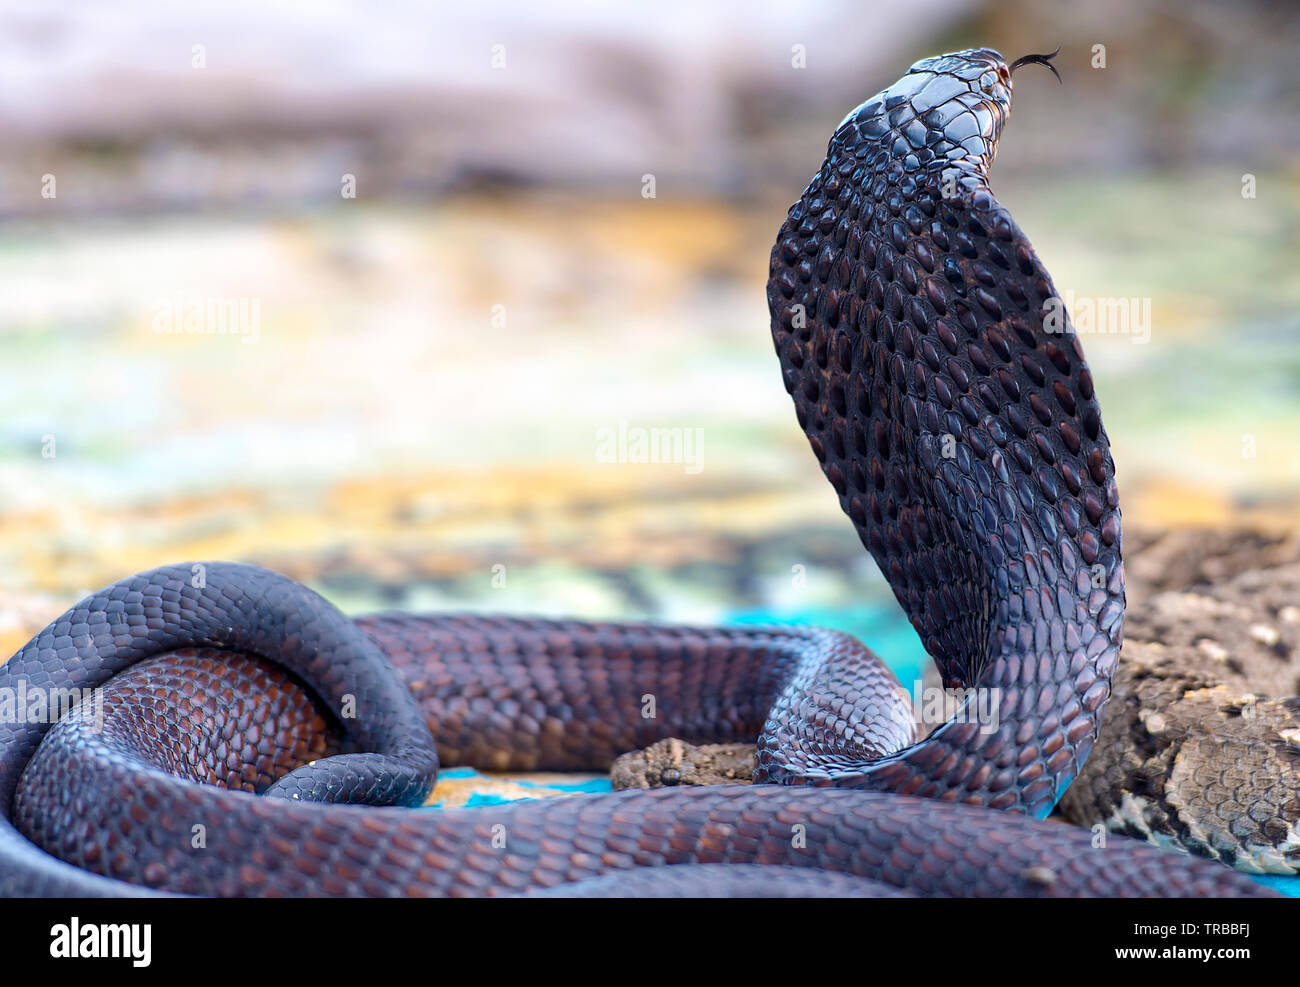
[0,47,1275,897]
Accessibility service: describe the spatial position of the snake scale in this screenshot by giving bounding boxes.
[0,48,1276,896]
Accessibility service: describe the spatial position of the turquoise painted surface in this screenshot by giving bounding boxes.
[725,603,930,689]
[424,767,612,808]
[1248,875,1299,897]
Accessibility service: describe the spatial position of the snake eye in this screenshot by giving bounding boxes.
[997,64,1010,83]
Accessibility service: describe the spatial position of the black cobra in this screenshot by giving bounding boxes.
[0,48,1275,896]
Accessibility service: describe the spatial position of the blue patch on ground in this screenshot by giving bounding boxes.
[458,785,610,808]
[424,767,612,809]
[1249,874,1300,896]
[724,603,929,687]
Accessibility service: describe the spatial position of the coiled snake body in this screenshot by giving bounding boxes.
[0,48,1273,896]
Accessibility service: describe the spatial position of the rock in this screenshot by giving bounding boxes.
[1060,558,1300,874]
[1123,562,1300,698]
[1123,526,1300,600]
[610,738,756,789]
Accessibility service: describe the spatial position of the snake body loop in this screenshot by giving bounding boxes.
[0,48,1273,897]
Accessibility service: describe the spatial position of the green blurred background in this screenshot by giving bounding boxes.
[0,0,1297,672]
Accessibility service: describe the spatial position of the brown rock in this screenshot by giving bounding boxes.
[1061,554,1300,874]
[611,738,757,789]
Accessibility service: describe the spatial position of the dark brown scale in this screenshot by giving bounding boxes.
[0,48,1274,900]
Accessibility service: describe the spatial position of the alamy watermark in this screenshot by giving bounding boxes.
[1043,290,1151,344]
[50,917,150,967]
[151,296,261,343]
[596,419,704,474]
[0,679,104,732]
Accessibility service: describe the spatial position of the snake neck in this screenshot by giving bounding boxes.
[766,49,1124,816]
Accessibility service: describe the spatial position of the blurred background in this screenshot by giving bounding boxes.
[0,0,1297,689]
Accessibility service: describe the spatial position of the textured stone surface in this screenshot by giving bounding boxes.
[1062,550,1300,873]
[611,738,758,789]
[1124,526,1300,601]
